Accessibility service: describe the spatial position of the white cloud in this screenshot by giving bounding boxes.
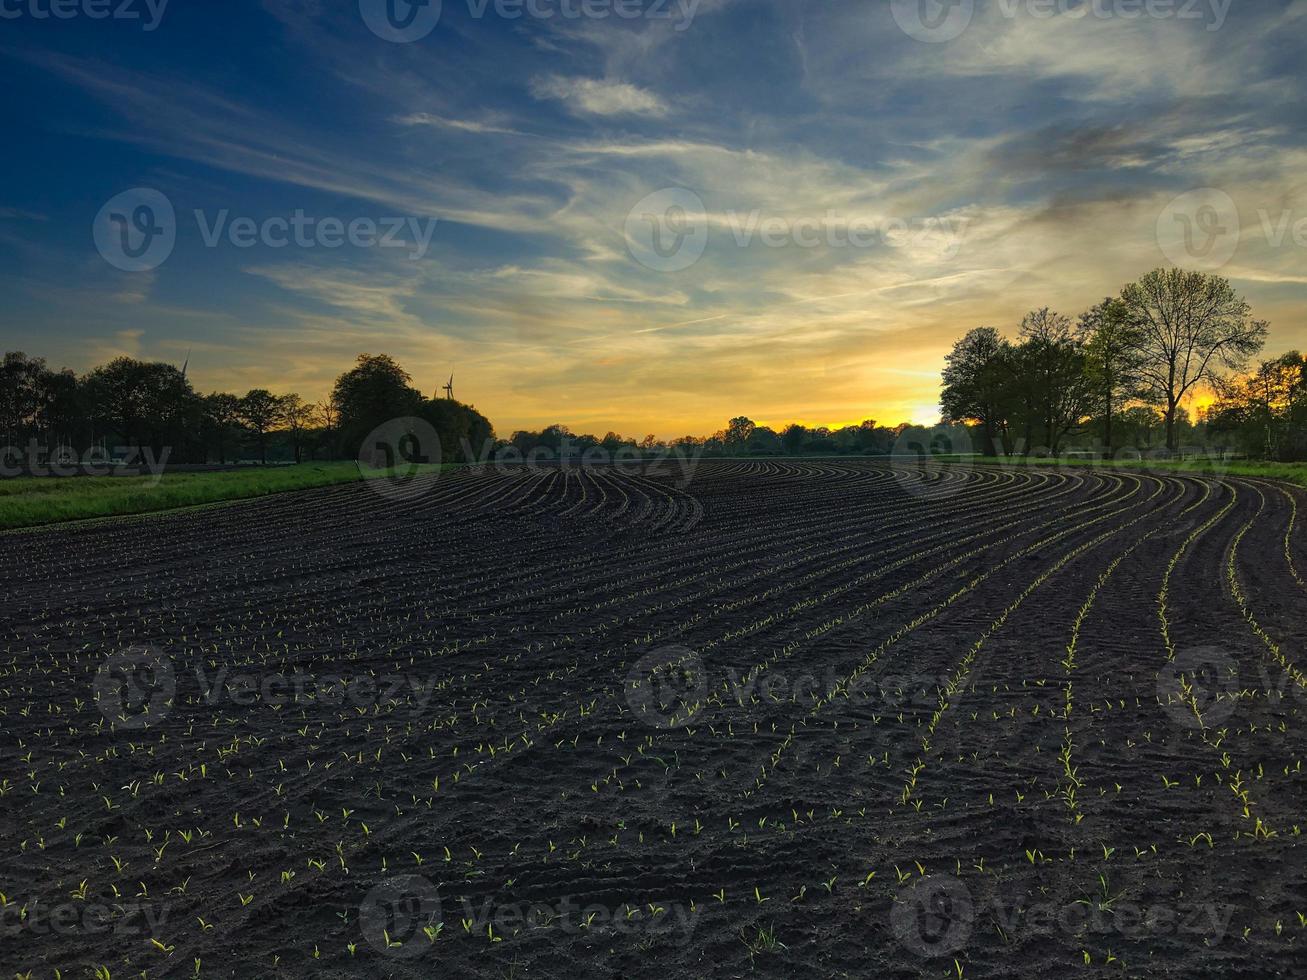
[530,75,668,117]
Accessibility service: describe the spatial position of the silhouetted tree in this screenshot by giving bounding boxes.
[726,416,756,446]
[203,393,242,464]
[1120,268,1268,451]
[941,327,1012,456]
[82,357,199,458]
[331,354,424,456]
[1209,352,1307,460]
[238,389,285,464]
[0,352,49,446]
[1016,308,1095,453]
[1079,297,1142,451]
[279,394,320,463]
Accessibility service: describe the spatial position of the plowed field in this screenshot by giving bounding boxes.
[2,461,1305,978]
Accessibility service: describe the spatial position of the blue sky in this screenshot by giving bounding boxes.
[2,0,1305,437]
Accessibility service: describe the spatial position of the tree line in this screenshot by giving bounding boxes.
[938,267,1288,457]
[502,416,972,459]
[0,351,493,468]
[8,267,1301,471]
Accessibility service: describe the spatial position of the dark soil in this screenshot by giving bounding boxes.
[1,461,1304,978]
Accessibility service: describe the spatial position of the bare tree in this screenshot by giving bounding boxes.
[316,398,338,456]
[1120,268,1268,451]
[279,394,320,463]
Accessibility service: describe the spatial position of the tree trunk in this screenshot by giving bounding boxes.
[1104,383,1113,453]
[1165,402,1178,452]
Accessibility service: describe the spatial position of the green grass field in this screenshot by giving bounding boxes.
[0,462,452,531]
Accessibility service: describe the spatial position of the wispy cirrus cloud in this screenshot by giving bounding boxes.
[529,74,669,117]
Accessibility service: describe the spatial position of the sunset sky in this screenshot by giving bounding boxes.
[3,0,1306,439]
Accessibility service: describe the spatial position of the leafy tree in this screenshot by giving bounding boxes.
[40,367,84,450]
[238,389,286,464]
[203,393,242,464]
[1209,352,1307,460]
[1119,268,1268,451]
[82,357,198,458]
[941,327,1012,456]
[1119,405,1164,448]
[1079,297,1142,451]
[726,416,756,446]
[781,423,808,454]
[331,354,424,456]
[747,425,781,453]
[0,352,49,445]
[419,397,495,462]
[1015,308,1096,453]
